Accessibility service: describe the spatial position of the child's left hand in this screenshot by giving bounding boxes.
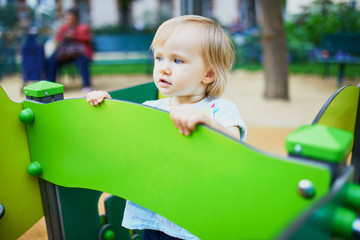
[170,104,241,140]
[169,104,209,136]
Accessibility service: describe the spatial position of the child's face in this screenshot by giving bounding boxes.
[153,26,211,99]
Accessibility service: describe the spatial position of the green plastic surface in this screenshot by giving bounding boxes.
[281,167,356,240]
[344,183,360,211]
[104,195,131,240]
[332,207,357,238]
[57,186,102,239]
[23,98,332,239]
[19,108,35,124]
[27,161,42,176]
[104,229,116,240]
[0,86,43,239]
[109,82,158,103]
[315,85,359,134]
[286,125,354,163]
[23,80,64,98]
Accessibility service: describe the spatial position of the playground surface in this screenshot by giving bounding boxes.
[0,70,358,239]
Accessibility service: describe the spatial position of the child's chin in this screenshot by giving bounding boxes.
[159,91,172,97]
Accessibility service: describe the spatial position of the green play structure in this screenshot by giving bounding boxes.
[0,80,359,240]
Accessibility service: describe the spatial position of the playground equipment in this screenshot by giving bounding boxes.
[0,81,359,240]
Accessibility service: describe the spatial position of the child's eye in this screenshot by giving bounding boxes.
[155,56,163,61]
[174,58,184,64]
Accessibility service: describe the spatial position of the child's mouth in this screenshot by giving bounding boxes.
[159,79,172,87]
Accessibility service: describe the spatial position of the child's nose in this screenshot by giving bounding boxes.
[159,61,171,75]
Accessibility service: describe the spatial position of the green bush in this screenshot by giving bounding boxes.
[285,0,360,62]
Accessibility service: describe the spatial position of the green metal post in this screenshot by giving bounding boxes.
[23,81,65,240]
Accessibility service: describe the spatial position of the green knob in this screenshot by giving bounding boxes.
[345,183,360,211]
[19,108,35,124]
[103,230,115,240]
[332,207,357,238]
[27,161,42,176]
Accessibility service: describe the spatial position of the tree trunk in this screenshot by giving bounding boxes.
[257,0,289,100]
[119,0,131,32]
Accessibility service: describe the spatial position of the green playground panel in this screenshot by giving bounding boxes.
[280,168,360,240]
[314,85,359,134]
[109,82,158,103]
[57,186,102,239]
[1,80,359,239]
[0,87,43,239]
[22,97,332,239]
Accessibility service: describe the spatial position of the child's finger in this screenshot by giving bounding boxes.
[183,128,190,136]
[186,119,195,132]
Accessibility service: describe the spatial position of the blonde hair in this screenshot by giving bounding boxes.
[151,15,235,98]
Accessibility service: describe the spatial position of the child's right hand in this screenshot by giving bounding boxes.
[86,90,111,106]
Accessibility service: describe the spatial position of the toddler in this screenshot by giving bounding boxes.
[87,15,246,240]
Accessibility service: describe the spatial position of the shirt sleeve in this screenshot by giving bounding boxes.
[210,99,247,141]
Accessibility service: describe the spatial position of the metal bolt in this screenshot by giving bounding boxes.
[298,179,315,199]
[45,91,48,96]
[295,144,302,153]
[353,218,360,238]
[25,91,28,95]
[0,203,4,219]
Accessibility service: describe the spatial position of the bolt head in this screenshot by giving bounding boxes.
[45,91,48,95]
[295,144,302,153]
[298,179,315,199]
[0,203,4,219]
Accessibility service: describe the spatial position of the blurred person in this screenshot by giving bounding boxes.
[47,7,93,94]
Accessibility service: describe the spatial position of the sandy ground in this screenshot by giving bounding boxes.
[1,70,359,239]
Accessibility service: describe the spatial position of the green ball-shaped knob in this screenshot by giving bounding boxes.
[103,230,115,240]
[27,161,42,176]
[19,108,35,124]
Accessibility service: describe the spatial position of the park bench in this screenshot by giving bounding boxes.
[316,33,360,85]
[92,34,154,72]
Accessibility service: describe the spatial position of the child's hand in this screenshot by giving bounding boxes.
[169,104,209,136]
[86,91,111,106]
[170,104,241,140]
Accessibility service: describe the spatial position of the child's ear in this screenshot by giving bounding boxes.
[203,70,215,84]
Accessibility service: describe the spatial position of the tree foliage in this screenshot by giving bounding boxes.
[286,0,360,46]
[0,4,18,29]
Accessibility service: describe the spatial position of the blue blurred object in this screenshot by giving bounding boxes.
[21,33,46,82]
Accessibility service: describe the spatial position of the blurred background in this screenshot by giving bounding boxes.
[1,2,359,237]
[0,0,360,148]
[0,0,359,85]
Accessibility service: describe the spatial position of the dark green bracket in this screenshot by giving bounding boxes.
[351,86,360,183]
